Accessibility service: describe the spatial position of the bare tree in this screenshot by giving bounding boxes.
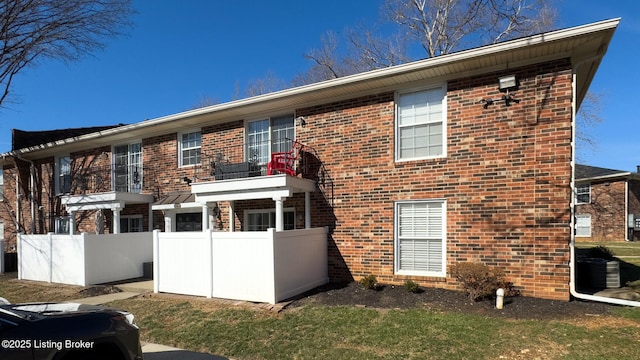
[299,0,556,82]
[244,70,288,97]
[384,0,556,58]
[0,0,134,107]
[576,91,605,160]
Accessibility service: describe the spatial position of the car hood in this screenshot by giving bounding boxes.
[1,302,136,325]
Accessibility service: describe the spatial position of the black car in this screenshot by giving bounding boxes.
[0,300,143,360]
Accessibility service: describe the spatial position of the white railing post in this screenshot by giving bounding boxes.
[207,230,213,298]
[48,232,54,283]
[153,229,160,293]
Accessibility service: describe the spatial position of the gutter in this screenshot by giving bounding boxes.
[570,56,640,307]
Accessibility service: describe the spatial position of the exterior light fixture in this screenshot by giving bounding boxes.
[481,74,520,108]
[498,75,517,91]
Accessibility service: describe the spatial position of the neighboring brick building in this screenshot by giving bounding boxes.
[0,19,620,301]
[575,164,640,242]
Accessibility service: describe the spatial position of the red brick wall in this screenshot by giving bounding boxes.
[576,180,627,242]
[296,59,573,300]
[0,59,574,300]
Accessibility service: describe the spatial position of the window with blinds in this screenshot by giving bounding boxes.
[395,200,446,276]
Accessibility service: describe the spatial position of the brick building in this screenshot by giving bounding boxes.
[575,164,640,242]
[0,19,620,301]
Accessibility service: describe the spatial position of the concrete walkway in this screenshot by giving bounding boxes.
[68,279,231,359]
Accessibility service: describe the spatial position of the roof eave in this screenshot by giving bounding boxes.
[2,18,620,161]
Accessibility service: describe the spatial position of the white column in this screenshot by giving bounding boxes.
[113,208,121,234]
[305,192,311,229]
[164,211,173,232]
[69,211,76,235]
[274,197,284,232]
[229,201,235,232]
[202,204,209,232]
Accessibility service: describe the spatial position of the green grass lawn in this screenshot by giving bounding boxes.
[110,296,640,360]
[4,274,640,360]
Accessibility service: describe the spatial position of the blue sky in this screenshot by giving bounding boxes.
[1,1,638,172]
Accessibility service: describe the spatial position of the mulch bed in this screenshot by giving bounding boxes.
[287,282,620,320]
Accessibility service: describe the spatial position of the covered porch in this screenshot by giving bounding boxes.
[190,174,317,231]
[61,191,155,234]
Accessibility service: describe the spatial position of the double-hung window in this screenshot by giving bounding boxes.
[396,86,446,161]
[246,209,295,231]
[395,200,446,276]
[179,130,201,167]
[246,115,294,164]
[575,214,591,237]
[120,216,143,233]
[575,184,591,204]
[56,155,71,194]
[113,143,142,193]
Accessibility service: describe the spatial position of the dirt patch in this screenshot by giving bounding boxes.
[287,282,621,320]
[77,285,122,297]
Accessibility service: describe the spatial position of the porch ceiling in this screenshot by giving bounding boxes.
[62,192,155,212]
[191,174,316,203]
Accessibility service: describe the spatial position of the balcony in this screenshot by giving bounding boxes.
[64,164,154,196]
[193,139,306,182]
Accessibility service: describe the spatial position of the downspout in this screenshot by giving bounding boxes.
[570,56,640,306]
[12,154,36,234]
[625,180,630,242]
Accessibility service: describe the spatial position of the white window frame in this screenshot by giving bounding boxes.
[395,84,447,162]
[245,115,295,164]
[178,130,202,167]
[55,216,70,234]
[245,208,295,231]
[113,142,143,193]
[575,183,591,204]
[55,155,71,195]
[0,172,3,201]
[394,200,447,277]
[575,214,591,237]
[120,215,143,233]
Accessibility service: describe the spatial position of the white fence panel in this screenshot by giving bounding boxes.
[155,231,211,297]
[274,227,328,302]
[18,234,86,285]
[154,228,329,304]
[211,231,275,303]
[84,233,153,285]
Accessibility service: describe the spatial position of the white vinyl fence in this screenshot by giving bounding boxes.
[18,232,152,286]
[154,227,328,304]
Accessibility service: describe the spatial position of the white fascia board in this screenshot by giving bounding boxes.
[195,189,294,203]
[151,202,202,211]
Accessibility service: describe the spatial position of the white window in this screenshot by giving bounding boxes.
[120,216,143,233]
[55,155,71,195]
[246,209,295,231]
[575,184,591,204]
[113,143,142,193]
[575,214,591,237]
[246,115,294,164]
[0,172,3,201]
[55,216,70,234]
[396,86,446,161]
[179,130,202,167]
[396,86,446,160]
[395,200,446,276]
